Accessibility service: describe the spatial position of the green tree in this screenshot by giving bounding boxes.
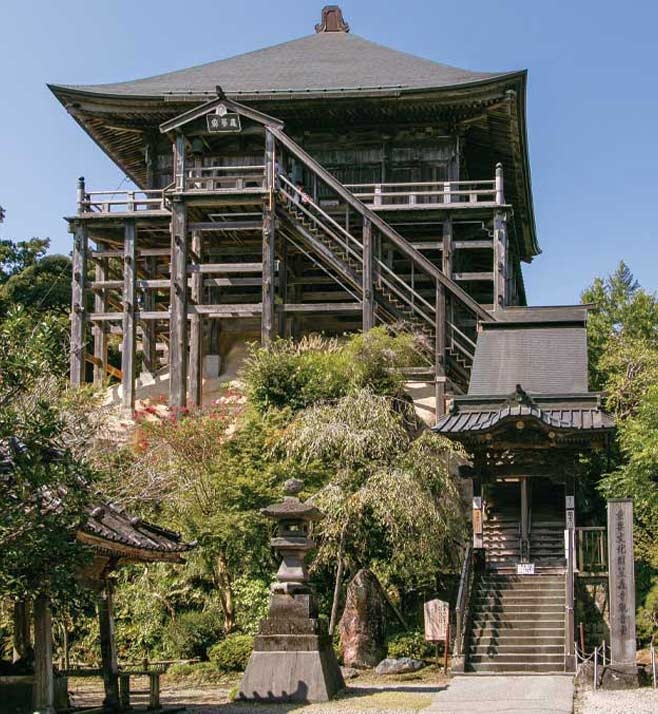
[582,260,658,396]
[0,308,102,604]
[0,238,50,283]
[0,254,72,316]
[582,263,658,641]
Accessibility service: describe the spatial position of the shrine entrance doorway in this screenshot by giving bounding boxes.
[482,477,565,568]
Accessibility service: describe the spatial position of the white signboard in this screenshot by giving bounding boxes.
[516,563,535,575]
[424,599,449,641]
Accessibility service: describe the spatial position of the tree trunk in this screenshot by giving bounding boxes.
[329,522,348,636]
[213,552,236,633]
[12,599,33,664]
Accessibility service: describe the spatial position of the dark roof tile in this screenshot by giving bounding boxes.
[51,32,512,99]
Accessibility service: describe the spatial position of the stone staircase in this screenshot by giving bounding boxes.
[466,573,566,673]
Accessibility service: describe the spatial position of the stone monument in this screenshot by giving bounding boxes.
[603,498,638,689]
[239,479,345,702]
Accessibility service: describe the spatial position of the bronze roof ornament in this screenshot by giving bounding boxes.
[315,5,350,33]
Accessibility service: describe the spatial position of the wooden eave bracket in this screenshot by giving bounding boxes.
[159,91,284,136]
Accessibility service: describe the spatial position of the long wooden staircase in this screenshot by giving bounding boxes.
[268,127,491,392]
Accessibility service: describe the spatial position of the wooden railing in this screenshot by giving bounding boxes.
[78,189,168,215]
[346,170,504,209]
[576,527,608,575]
[182,164,265,192]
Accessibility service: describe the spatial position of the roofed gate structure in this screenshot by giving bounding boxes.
[51,6,613,675]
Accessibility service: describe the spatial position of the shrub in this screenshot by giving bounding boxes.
[386,630,434,660]
[166,662,224,685]
[208,633,255,672]
[161,609,224,660]
[242,337,348,413]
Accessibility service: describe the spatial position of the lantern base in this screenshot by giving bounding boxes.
[238,593,345,702]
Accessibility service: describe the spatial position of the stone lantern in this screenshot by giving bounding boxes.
[239,479,345,702]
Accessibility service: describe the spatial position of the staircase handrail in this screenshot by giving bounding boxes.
[278,175,363,260]
[454,542,473,657]
[279,175,435,327]
[268,126,493,325]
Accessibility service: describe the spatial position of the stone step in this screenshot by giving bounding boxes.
[467,662,566,673]
[468,653,564,664]
[467,644,565,655]
[470,617,565,628]
[469,635,565,647]
[472,596,565,608]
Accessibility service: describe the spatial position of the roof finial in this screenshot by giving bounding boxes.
[315,5,350,33]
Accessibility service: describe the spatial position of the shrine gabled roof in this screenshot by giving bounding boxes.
[81,502,191,559]
[0,438,191,563]
[435,396,615,436]
[49,32,516,101]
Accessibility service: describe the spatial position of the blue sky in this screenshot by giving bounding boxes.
[1,0,657,305]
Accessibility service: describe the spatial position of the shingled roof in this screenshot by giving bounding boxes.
[0,438,191,563]
[468,308,589,397]
[49,23,514,100]
[435,395,615,436]
[81,502,190,560]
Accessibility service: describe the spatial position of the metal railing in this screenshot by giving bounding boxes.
[576,527,608,575]
[453,543,474,660]
[346,173,503,209]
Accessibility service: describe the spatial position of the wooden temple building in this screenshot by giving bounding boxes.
[50,6,614,674]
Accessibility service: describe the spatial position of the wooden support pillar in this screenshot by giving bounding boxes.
[121,219,137,412]
[33,594,55,714]
[70,221,88,386]
[170,199,188,409]
[362,218,374,332]
[520,476,529,561]
[493,210,508,309]
[92,241,109,386]
[434,281,446,417]
[277,235,289,338]
[141,256,158,374]
[145,136,158,191]
[261,129,276,345]
[441,218,454,348]
[188,230,203,408]
[98,579,120,711]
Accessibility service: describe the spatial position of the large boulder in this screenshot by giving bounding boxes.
[339,569,386,668]
[375,657,424,675]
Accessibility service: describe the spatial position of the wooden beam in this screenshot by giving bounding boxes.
[452,272,495,282]
[435,282,446,417]
[142,256,160,374]
[454,240,494,250]
[33,594,55,714]
[203,277,262,287]
[261,129,276,345]
[188,231,203,408]
[493,210,508,309]
[281,302,361,313]
[121,219,137,411]
[98,579,120,711]
[169,198,188,409]
[188,221,262,232]
[93,241,108,386]
[362,218,374,331]
[70,222,88,387]
[188,262,266,274]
